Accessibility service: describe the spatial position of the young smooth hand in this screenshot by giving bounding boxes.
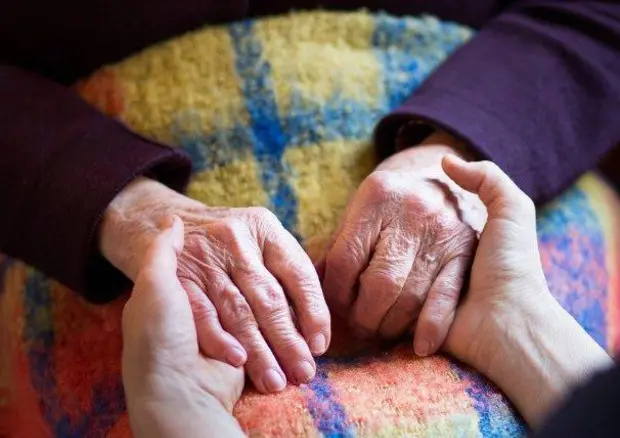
[441,156,611,427]
[122,216,245,438]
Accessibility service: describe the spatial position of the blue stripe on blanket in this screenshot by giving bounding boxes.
[23,271,125,437]
[451,364,526,438]
[305,358,355,437]
[371,14,472,110]
[229,21,299,235]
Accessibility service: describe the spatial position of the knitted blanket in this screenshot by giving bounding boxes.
[2,11,620,437]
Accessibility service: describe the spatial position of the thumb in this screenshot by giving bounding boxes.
[123,215,193,351]
[124,214,188,325]
[140,215,185,276]
[441,155,535,226]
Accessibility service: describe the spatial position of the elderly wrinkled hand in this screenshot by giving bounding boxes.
[320,134,486,356]
[101,178,331,394]
[122,216,244,438]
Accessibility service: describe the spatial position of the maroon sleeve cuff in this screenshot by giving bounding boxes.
[0,65,191,302]
[374,3,620,204]
[17,119,191,302]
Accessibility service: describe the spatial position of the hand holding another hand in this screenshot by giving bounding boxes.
[102,179,331,394]
[320,134,486,357]
[122,216,244,438]
[440,156,611,427]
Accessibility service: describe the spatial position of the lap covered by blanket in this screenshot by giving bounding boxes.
[2,10,620,437]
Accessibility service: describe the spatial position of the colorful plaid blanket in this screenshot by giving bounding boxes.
[2,11,620,437]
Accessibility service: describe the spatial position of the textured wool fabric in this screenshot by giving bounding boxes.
[1,11,620,437]
[3,2,619,304]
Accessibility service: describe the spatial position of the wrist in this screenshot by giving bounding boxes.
[378,132,470,173]
[128,381,240,438]
[418,131,473,160]
[98,177,177,280]
[477,294,612,427]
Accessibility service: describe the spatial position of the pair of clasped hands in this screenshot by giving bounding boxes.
[121,150,610,437]
[107,136,488,396]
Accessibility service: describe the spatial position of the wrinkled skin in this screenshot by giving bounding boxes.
[319,135,486,356]
[101,180,330,394]
[103,131,484,394]
[122,216,244,437]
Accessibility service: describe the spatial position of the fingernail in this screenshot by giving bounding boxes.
[446,154,465,164]
[309,333,327,355]
[415,340,432,357]
[263,369,286,392]
[226,347,247,367]
[293,361,315,384]
[170,216,184,253]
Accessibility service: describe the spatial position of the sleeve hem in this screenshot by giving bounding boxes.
[374,85,557,202]
[9,117,192,303]
[85,136,192,303]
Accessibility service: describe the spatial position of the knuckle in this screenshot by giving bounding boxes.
[404,193,442,219]
[305,304,330,329]
[137,269,162,291]
[242,337,271,360]
[361,268,403,294]
[434,276,461,298]
[192,305,218,326]
[293,271,320,292]
[272,330,306,352]
[215,217,248,241]
[432,211,457,232]
[332,236,365,266]
[219,288,257,330]
[446,232,477,256]
[255,296,290,325]
[183,232,203,249]
[364,171,399,203]
[295,294,330,328]
[248,206,279,225]
[189,298,218,325]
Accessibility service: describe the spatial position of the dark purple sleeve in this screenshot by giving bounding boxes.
[0,66,191,302]
[375,2,620,203]
[534,364,620,438]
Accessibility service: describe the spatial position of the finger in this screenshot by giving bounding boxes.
[378,249,440,339]
[231,258,317,386]
[182,278,247,367]
[412,257,468,357]
[210,278,288,394]
[264,231,331,356]
[136,215,185,293]
[441,156,535,224]
[323,211,382,315]
[349,230,415,338]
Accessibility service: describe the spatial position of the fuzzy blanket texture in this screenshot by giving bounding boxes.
[2,10,620,437]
